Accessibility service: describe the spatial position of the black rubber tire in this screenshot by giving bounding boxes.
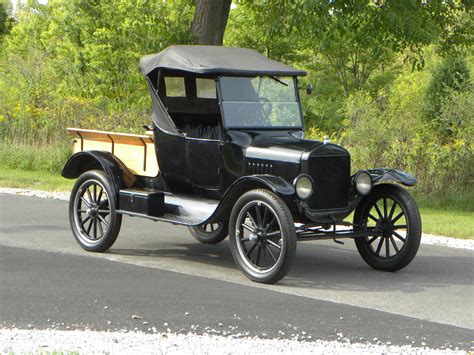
[229,189,297,284]
[188,221,229,244]
[354,184,422,272]
[69,170,122,252]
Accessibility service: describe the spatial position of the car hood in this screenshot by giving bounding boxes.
[245,135,324,164]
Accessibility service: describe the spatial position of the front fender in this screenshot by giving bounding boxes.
[231,175,295,196]
[366,168,417,187]
[204,174,295,223]
[61,151,136,191]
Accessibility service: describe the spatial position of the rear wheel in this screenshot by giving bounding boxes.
[69,170,122,252]
[354,184,421,272]
[189,221,228,244]
[229,189,297,284]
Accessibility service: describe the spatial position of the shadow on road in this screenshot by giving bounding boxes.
[106,238,472,294]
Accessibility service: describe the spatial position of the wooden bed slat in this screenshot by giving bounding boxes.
[68,127,159,178]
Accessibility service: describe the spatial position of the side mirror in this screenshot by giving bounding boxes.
[306,84,313,95]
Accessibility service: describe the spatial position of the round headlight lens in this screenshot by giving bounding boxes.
[295,175,313,200]
[355,172,372,195]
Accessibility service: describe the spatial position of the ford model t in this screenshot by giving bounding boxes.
[62,46,421,284]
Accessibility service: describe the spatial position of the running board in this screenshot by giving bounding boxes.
[116,189,219,226]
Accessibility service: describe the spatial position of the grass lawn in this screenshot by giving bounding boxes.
[0,166,73,191]
[420,208,473,239]
[0,166,472,239]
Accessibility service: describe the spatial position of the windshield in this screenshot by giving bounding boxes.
[220,76,303,129]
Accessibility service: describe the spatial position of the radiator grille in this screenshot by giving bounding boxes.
[307,155,350,210]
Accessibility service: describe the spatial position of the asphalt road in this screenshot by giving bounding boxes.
[0,194,473,350]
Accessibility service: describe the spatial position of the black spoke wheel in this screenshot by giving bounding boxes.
[189,221,228,244]
[354,184,421,272]
[69,170,122,252]
[229,189,296,284]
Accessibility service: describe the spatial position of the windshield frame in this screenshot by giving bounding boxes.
[217,76,304,131]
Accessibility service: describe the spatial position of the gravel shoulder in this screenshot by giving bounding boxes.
[0,328,467,355]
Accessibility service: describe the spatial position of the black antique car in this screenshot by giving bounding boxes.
[62,45,421,284]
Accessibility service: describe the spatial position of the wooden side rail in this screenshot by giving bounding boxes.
[67,128,159,177]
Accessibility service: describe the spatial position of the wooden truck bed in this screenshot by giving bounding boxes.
[68,128,159,177]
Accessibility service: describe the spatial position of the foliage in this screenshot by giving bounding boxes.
[0,0,472,200]
[343,67,473,195]
[0,0,13,38]
[424,54,471,127]
[0,0,194,145]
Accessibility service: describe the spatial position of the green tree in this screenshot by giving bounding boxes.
[424,55,471,139]
[0,0,13,39]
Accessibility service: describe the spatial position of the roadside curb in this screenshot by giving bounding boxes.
[1,187,472,250]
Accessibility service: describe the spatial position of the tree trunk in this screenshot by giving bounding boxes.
[191,0,232,46]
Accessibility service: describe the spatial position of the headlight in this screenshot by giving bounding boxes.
[355,171,372,195]
[294,174,313,200]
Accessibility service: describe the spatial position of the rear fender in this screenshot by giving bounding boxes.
[61,151,136,192]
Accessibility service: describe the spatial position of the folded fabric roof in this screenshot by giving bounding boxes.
[139,45,306,77]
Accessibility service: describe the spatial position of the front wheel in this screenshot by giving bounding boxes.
[354,184,421,272]
[229,189,297,284]
[69,170,122,252]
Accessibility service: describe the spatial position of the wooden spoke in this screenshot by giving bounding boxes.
[81,197,91,208]
[97,218,104,236]
[241,223,255,233]
[86,219,93,235]
[85,187,93,205]
[93,219,97,239]
[383,198,388,218]
[392,211,404,224]
[98,215,108,227]
[246,211,258,228]
[262,207,269,227]
[388,201,398,220]
[246,243,257,258]
[80,215,91,228]
[368,236,378,244]
[389,235,400,253]
[393,224,407,229]
[373,203,384,219]
[255,245,262,266]
[265,245,277,262]
[265,216,277,231]
[368,213,378,223]
[266,230,281,237]
[93,184,97,202]
[267,239,281,250]
[97,188,103,203]
[255,205,263,227]
[375,238,384,255]
[385,236,390,257]
[393,231,406,242]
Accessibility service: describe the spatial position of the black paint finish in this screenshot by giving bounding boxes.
[63,59,418,226]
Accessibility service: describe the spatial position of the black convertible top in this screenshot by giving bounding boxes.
[139,45,306,77]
